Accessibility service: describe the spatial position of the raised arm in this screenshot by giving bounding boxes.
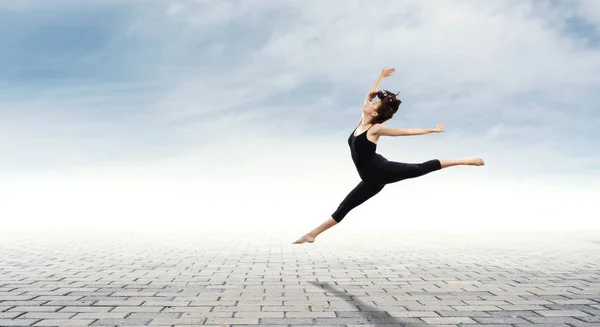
[376,122,446,137]
[363,68,395,106]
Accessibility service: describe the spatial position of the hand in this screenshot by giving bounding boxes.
[380,67,395,78]
[434,122,445,133]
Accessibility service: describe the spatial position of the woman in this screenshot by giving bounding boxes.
[292,67,484,244]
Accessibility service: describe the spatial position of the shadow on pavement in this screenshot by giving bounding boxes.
[307,280,424,326]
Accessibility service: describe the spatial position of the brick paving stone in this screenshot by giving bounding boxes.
[284,311,336,318]
[89,317,152,326]
[577,315,600,323]
[435,310,491,317]
[262,305,311,311]
[459,324,572,327]
[0,312,24,319]
[486,310,542,317]
[535,309,591,316]
[92,300,144,306]
[161,306,211,313]
[126,312,180,320]
[1,228,599,326]
[56,307,112,313]
[551,299,599,305]
[523,316,590,324]
[32,319,95,326]
[504,299,554,304]
[346,325,458,327]
[497,304,548,310]
[568,323,600,327]
[148,316,208,325]
[386,310,440,318]
[449,305,503,311]
[212,305,262,312]
[471,316,531,324]
[177,311,231,318]
[421,316,478,324]
[19,312,77,319]
[234,311,285,318]
[139,300,191,307]
[7,306,63,313]
[108,306,163,312]
[188,300,237,306]
[0,319,40,326]
[403,305,454,311]
[42,301,97,307]
[311,305,361,311]
[544,304,600,315]
[418,300,465,306]
[71,312,127,319]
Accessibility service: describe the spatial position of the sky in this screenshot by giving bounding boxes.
[1,0,599,232]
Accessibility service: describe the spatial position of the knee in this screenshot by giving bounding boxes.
[331,211,346,223]
[331,205,348,223]
[331,214,344,223]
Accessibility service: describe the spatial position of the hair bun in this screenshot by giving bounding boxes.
[375,89,402,107]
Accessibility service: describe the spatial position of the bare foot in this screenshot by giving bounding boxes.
[467,158,485,166]
[292,234,315,244]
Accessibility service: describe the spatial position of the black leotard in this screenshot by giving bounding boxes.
[348,124,440,185]
[330,123,442,222]
[348,125,378,177]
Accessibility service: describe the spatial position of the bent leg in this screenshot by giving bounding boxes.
[381,159,442,184]
[331,181,384,223]
[293,181,384,244]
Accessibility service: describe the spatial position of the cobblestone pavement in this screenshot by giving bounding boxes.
[1,228,599,327]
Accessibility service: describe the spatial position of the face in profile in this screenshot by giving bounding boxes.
[363,98,381,117]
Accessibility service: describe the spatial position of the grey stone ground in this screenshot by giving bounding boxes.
[1,228,599,327]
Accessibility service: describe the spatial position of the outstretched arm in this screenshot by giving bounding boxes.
[377,122,445,137]
[363,68,395,105]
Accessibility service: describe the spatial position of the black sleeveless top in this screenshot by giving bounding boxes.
[348,124,391,183]
[348,124,377,169]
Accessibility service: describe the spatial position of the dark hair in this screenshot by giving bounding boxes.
[373,89,401,124]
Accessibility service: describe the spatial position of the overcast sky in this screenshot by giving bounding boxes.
[1,0,599,232]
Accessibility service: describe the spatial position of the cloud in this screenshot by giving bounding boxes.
[142,0,600,135]
[577,0,600,31]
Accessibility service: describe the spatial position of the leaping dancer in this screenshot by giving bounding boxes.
[293,67,484,244]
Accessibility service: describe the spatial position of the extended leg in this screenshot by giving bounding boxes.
[380,159,443,184]
[292,181,384,244]
[380,157,484,184]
